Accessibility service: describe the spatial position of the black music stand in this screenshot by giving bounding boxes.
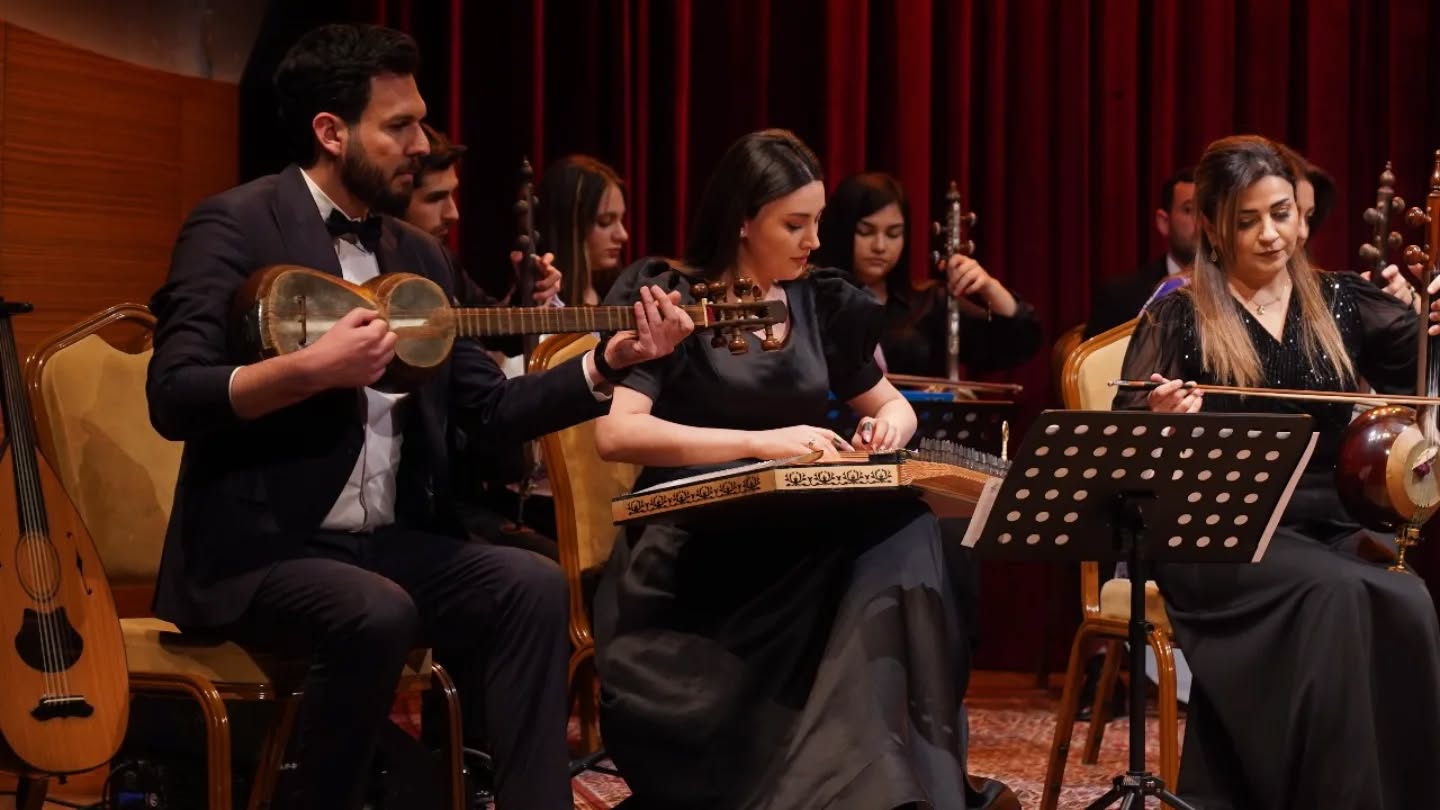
[963,410,1316,809]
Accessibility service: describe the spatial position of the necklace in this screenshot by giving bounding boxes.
[1252,284,1288,315]
[1232,280,1290,315]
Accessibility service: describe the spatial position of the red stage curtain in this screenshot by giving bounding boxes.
[351,0,1440,669]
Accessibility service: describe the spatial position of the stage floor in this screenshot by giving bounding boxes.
[571,670,1183,810]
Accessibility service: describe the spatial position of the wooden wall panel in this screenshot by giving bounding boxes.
[0,22,238,353]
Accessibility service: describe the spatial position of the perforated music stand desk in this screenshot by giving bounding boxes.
[963,409,1316,809]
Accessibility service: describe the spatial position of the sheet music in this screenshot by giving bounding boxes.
[1254,431,1318,563]
[960,477,1004,548]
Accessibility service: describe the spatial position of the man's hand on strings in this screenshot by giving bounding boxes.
[1146,373,1203,413]
[605,285,694,370]
[301,307,397,389]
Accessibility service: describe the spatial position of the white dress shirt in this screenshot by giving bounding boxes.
[296,170,408,532]
[226,170,616,531]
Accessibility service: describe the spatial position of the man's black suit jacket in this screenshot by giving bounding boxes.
[147,164,604,628]
[1083,255,1169,339]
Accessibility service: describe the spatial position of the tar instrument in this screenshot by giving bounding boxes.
[611,438,1008,525]
[513,157,542,364]
[1337,150,1440,571]
[0,299,127,778]
[233,265,787,390]
[1357,161,1406,278]
[931,181,978,382]
[512,158,545,523]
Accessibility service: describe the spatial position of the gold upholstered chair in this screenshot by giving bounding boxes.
[529,332,640,756]
[1040,318,1182,810]
[24,304,463,810]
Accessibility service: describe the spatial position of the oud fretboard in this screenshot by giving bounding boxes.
[452,305,705,337]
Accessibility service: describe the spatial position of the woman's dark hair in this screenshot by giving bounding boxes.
[273,24,420,167]
[1273,143,1337,235]
[814,172,912,297]
[416,122,468,175]
[538,155,624,303]
[683,129,823,277]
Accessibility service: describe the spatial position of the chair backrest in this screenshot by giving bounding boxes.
[24,305,179,616]
[1058,318,1137,615]
[1050,323,1085,396]
[530,333,640,648]
[1061,318,1136,411]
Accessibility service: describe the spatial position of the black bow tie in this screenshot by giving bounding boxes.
[326,209,383,253]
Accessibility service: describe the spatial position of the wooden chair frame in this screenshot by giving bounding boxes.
[1040,318,1181,810]
[24,304,464,810]
[530,332,613,755]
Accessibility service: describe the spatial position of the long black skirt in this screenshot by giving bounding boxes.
[592,498,983,809]
[1157,479,1440,809]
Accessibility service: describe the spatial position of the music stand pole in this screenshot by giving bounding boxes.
[1082,493,1194,810]
[961,410,1316,810]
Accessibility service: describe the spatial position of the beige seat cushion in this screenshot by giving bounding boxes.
[123,618,433,690]
[1098,578,1173,634]
[122,618,305,688]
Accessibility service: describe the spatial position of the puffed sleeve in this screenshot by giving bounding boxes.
[1332,271,1419,396]
[1112,292,1195,412]
[601,257,696,402]
[809,267,888,400]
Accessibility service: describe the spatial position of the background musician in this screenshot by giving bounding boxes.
[1142,148,1339,312]
[813,172,1042,378]
[1086,168,1198,338]
[539,155,631,306]
[1115,134,1440,809]
[146,23,691,809]
[591,129,1011,809]
[383,123,570,558]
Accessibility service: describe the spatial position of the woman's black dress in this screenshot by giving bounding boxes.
[1115,271,1440,809]
[592,260,985,809]
[872,283,1042,378]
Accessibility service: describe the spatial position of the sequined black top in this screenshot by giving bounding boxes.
[1114,271,1417,472]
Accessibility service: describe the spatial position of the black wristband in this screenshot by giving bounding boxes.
[592,335,627,383]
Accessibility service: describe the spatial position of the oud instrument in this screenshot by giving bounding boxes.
[611,438,1008,524]
[0,300,127,777]
[233,265,787,390]
[1357,161,1406,278]
[931,181,978,382]
[1337,150,1440,571]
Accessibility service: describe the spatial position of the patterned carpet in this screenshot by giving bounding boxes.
[567,691,1183,809]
